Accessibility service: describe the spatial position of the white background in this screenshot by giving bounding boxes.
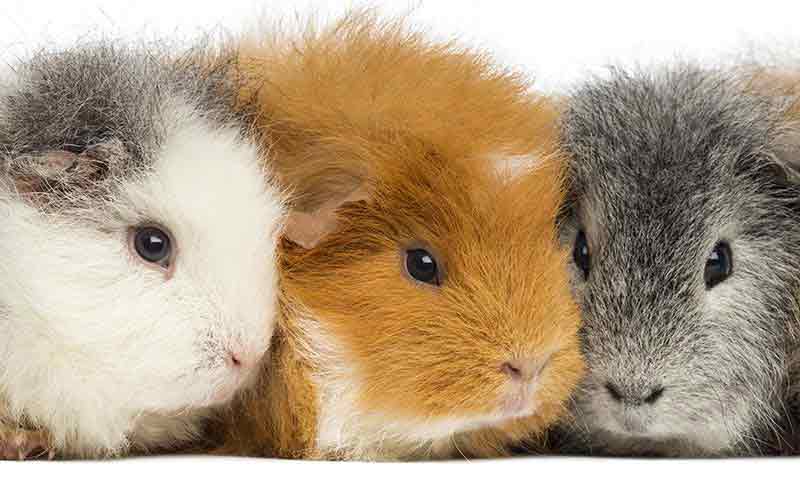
[2,0,799,498]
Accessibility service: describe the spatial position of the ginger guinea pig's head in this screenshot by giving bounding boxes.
[279,140,582,452]
[237,11,582,456]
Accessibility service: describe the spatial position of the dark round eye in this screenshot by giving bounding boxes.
[405,248,441,286]
[573,230,591,279]
[705,241,733,289]
[133,226,172,268]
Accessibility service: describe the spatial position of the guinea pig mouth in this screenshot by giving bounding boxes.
[494,354,553,419]
[498,378,542,419]
[206,356,258,405]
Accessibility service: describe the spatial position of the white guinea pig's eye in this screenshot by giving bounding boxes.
[131,226,174,270]
[704,241,733,289]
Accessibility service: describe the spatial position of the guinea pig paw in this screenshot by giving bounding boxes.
[0,427,53,460]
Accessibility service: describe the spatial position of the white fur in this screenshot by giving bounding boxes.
[488,152,541,178]
[294,315,542,460]
[0,111,285,456]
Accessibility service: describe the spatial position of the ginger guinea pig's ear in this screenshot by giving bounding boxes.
[283,184,371,249]
[8,138,124,195]
[742,68,800,184]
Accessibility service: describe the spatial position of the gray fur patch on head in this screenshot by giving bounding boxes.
[0,39,245,208]
[558,64,800,456]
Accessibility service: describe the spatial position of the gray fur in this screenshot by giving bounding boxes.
[0,39,246,206]
[558,64,800,456]
[0,40,266,457]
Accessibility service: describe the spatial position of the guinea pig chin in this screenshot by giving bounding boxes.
[414,355,555,437]
[202,341,265,406]
[205,362,258,406]
[578,381,736,455]
[494,355,553,420]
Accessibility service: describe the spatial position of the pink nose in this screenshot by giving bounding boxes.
[226,350,253,370]
[500,357,549,382]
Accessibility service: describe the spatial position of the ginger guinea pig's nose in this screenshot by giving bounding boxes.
[498,355,552,418]
[500,356,549,382]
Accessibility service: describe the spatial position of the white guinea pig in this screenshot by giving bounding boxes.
[0,42,285,459]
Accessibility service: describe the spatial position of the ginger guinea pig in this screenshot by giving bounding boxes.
[218,13,583,460]
[0,42,284,459]
[557,65,800,457]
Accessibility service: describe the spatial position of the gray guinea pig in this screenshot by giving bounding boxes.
[557,65,800,457]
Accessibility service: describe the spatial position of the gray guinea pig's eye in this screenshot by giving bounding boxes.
[133,226,173,269]
[573,230,591,279]
[704,241,733,289]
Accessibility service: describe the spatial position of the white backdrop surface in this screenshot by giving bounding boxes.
[1,0,799,498]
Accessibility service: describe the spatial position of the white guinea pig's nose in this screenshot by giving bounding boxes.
[227,352,242,368]
[225,349,255,371]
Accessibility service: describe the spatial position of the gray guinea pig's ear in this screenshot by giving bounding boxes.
[768,125,800,186]
[7,138,125,195]
[772,142,800,185]
[772,91,800,184]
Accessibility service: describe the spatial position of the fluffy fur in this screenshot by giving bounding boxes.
[557,64,800,456]
[217,13,583,460]
[750,67,800,451]
[0,42,285,458]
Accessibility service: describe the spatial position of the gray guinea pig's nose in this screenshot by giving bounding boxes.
[605,381,664,406]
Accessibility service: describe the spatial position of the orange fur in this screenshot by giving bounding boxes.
[220,12,583,460]
[741,67,800,112]
[739,67,800,174]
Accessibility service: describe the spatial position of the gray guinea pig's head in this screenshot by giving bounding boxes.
[559,65,800,456]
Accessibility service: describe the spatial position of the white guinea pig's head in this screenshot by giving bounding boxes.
[0,102,284,453]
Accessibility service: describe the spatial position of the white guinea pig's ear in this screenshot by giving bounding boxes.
[8,138,125,194]
[283,185,371,249]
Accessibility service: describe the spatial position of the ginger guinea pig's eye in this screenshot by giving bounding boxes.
[573,230,591,279]
[404,248,441,286]
[131,226,174,270]
[704,241,733,289]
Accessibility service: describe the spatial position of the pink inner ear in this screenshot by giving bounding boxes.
[31,151,81,178]
[39,151,81,170]
[10,144,117,195]
[283,209,339,250]
[11,151,80,193]
[336,185,371,206]
[282,184,371,249]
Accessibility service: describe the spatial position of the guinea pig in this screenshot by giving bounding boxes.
[556,64,800,457]
[216,13,584,460]
[746,67,800,452]
[0,42,285,459]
